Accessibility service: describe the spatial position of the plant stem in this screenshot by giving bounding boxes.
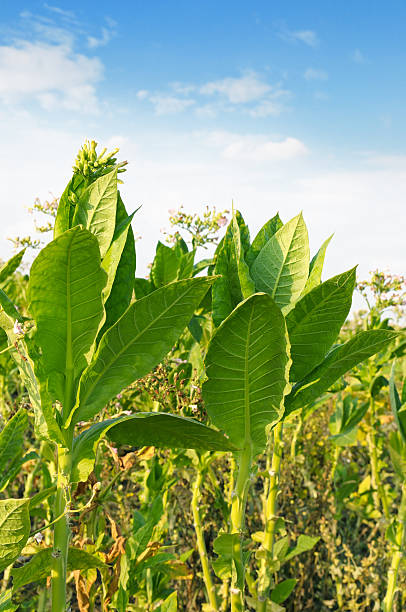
[257,422,284,612]
[330,444,340,483]
[192,465,218,611]
[51,443,72,612]
[382,483,406,612]
[230,445,252,612]
[367,399,390,520]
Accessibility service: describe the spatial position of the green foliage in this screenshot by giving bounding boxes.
[71,276,214,424]
[0,499,30,573]
[287,267,356,381]
[203,293,290,454]
[250,213,309,313]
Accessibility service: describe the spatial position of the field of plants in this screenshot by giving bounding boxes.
[0,142,405,612]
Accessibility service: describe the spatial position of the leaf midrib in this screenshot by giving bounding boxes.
[244,305,254,446]
[271,217,299,299]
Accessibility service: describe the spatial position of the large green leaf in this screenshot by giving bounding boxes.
[246,213,283,267]
[28,227,106,406]
[102,206,136,303]
[286,330,400,415]
[287,268,356,381]
[71,413,237,481]
[212,211,252,326]
[70,277,215,425]
[250,213,309,313]
[100,194,136,338]
[301,235,333,297]
[54,174,85,237]
[72,169,118,259]
[151,242,181,288]
[389,366,406,443]
[11,547,106,590]
[0,312,64,444]
[0,499,30,573]
[0,289,23,322]
[0,250,25,285]
[203,293,290,454]
[0,409,27,475]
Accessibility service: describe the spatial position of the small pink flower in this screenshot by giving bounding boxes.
[13,320,24,336]
[218,216,228,227]
[168,208,176,215]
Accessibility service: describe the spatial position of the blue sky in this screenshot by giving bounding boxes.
[0,1,404,306]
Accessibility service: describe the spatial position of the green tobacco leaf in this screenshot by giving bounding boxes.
[0,289,23,322]
[251,213,310,313]
[270,578,297,604]
[134,278,154,298]
[301,235,333,297]
[72,410,235,482]
[0,250,25,285]
[159,591,177,612]
[203,293,290,454]
[0,499,30,573]
[0,590,17,611]
[0,312,64,444]
[102,206,136,303]
[284,534,319,562]
[73,168,118,259]
[286,330,400,415]
[0,409,27,472]
[212,211,251,326]
[388,431,406,480]
[28,227,106,405]
[54,174,84,237]
[329,396,369,446]
[107,413,237,450]
[151,242,181,288]
[246,213,283,267]
[11,547,106,590]
[100,194,136,338]
[70,277,215,425]
[193,258,213,276]
[287,268,356,381]
[389,365,406,443]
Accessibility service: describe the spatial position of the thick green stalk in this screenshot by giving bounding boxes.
[51,444,72,612]
[367,399,390,519]
[382,483,406,612]
[191,466,218,611]
[52,360,74,612]
[230,445,252,612]
[257,422,284,612]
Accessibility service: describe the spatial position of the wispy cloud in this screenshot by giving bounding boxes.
[138,71,289,118]
[149,95,195,115]
[278,27,319,47]
[201,131,308,162]
[351,49,367,64]
[87,19,117,48]
[304,68,328,81]
[200,72,271,103]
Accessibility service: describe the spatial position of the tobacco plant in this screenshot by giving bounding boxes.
[202,211,400,611]
[0,142,234,611]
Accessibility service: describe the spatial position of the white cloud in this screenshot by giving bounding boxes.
[0,40,103,112]
[201,131,308,162]
[136,89,149,100]
[149,95,195,115]
[170,82,196,95]
[280,28,319,47]
[352,49,367,64]
[304,68,328,81]
[87,24,116,49]
[200,72,271,103]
